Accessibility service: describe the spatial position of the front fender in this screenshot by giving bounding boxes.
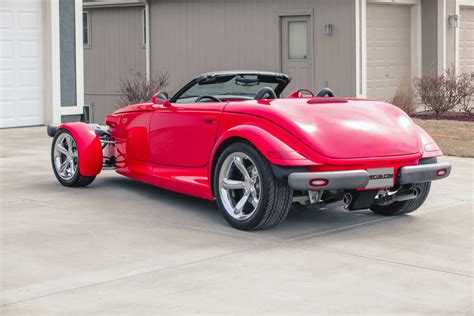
[211,125,316,166]
[59,122,103,176]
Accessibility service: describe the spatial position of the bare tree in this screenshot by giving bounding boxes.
[413,69,473,116]
[460,73,474,115]
[391,85,416,115]
[118,72,170,107]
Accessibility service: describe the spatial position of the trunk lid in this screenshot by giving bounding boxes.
[228,99,421,159]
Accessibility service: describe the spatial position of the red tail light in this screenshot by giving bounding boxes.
[309,178,329,187]
[437,169,447,177]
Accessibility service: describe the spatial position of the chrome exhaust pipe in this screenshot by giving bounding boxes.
[393,187,420,202]
[374,187,420,206]
[343,193,352,208]
[320,193,352,210]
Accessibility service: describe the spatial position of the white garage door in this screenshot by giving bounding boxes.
[367,4,412,101]
[459,6,474,75]
[0,0,44,128]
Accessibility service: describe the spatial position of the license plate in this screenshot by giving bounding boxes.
[365,167,394,189]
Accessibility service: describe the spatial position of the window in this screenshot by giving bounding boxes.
[83,11,90,48]
[173,74,283,103]
[288,21,307,59]
[143,9,146,45]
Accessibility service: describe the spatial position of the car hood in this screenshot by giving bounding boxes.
[225,98,421,159]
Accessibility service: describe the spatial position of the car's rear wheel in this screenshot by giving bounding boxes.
[369,182,431,216]
[51,129,95,187]
[214,142,293,231]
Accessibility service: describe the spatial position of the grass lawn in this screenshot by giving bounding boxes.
[413,118,474,158]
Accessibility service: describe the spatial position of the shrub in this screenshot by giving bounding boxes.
[119,71,169,107]
[413,69,473,115]
[391,85,416,115]
[460,73,474,115]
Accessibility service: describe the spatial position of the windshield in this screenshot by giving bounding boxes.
[174,74,281,103]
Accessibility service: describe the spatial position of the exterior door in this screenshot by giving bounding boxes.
[0,0,44,128]
[281,16,313,94]
[367,3,412,101]
[148,103,225,168]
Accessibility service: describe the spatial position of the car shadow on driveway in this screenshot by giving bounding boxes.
[87,173,408,241]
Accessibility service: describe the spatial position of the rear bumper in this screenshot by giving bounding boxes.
[288,170,369,190]
[398,162,451,184]
[287,162,451,190]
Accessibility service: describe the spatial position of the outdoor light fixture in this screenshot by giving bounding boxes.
[324,24,333,35]
[448,14,458,28]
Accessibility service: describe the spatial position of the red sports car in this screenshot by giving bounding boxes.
[47,71,451,231]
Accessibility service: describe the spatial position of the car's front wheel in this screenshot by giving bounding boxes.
[214,142,293,231]
[51,129,96,187]
[369,182,431,216]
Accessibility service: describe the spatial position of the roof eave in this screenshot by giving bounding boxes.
[83,0,146,9]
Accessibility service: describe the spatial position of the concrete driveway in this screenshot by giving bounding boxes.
[0,126,472,314]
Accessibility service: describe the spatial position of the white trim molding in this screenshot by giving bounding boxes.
[58,0,84,119]
[45,0,85,123]
[145,1,150,80]
[43,0,61,124]
[438,0,447,74]
[356,0,368,98]
[361,0,367,98]
[411,0,422,79]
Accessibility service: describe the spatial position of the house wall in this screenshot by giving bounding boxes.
[149,0,357,97]
[422,0,439,75]
[84,5,146,123]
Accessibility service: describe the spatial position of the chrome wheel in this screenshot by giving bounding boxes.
[53,133,78,181]
[218,152,261,220]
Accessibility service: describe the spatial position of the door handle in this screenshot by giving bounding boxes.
[203,116,216,123]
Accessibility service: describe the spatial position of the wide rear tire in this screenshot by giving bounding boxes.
[369,182,431,216]
[51,129,96,187]
[214,142,293,231]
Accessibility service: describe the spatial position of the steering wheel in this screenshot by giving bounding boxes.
[195,95,222,103]
[254,87,277,100]
[316,88,335,97]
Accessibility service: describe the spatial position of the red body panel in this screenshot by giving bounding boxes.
[104,97,442,200]
[225,98,422,159]
[149,102,225,167]
[60,122,103,177]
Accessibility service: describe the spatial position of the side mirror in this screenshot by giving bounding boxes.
[151,92,171,107]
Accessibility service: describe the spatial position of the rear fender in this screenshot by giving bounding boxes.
[59,122,103,176]
[210,125,315,167]
[415,124,443,158]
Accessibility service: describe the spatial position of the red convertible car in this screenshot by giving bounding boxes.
[47,71,451,230]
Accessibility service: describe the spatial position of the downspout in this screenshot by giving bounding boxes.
[145,0,151,80]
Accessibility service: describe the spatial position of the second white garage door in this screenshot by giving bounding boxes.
[367,3,412,101]
[459,6,474,75]
[0,0,44,128]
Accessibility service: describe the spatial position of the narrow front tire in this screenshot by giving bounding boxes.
[51,129,96,187]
